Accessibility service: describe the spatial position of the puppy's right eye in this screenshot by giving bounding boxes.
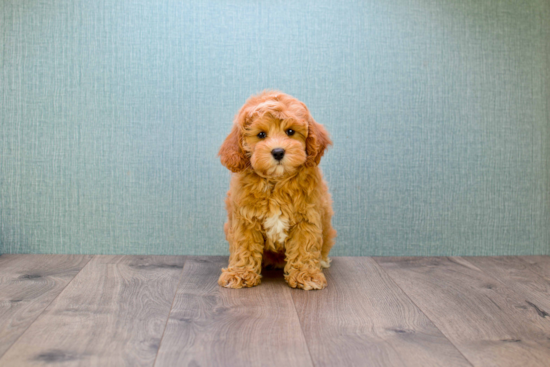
[257,132,266,139]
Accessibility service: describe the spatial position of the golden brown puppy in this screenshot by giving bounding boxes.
[218,90,336,290]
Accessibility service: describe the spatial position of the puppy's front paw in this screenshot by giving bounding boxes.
[218,268,261,289]
[285,268,327,290]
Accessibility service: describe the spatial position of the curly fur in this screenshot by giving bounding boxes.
[218,91,336,290]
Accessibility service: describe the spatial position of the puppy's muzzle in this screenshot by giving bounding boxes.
[271,148,285,161]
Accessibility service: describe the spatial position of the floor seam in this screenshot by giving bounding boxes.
[152,255,188,367]
[289,288,317,367]
[0,254,95,361]
[372,256,476,367]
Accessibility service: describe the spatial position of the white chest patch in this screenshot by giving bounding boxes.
[263,210,289,244]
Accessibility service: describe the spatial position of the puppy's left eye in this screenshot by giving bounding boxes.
[286,129,295,136]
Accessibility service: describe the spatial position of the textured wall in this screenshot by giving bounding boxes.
[1,0,549,255]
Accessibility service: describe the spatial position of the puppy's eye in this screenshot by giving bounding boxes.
[257,132,267,139]
[286,129,295,136]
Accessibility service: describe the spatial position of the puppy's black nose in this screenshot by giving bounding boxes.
[271,148,285,161]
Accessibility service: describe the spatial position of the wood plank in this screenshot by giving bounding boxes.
[291,257,472,367]
[155,256,313,367]
[466,257,550,320]
[518,256,550,280]
[376,257,550,367]
[0,255,185,367]
[0,255,92,358]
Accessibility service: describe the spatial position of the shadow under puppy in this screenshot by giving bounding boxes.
[218,90,336,290]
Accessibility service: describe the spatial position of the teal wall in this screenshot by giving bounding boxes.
[1,0,549,256]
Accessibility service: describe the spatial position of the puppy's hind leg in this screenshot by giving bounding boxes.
[320,227,336,269]
[320,209,336,269]
[262,250,286,269]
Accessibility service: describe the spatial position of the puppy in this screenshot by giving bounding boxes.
[218,91,336,290]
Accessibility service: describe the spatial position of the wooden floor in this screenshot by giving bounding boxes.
[0,255,549,366]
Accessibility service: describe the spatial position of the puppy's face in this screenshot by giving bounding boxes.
[244,113,308,178]
[219,91,332,179]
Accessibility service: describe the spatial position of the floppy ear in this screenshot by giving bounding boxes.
[305,116,332,167]
[218,123,249,172]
